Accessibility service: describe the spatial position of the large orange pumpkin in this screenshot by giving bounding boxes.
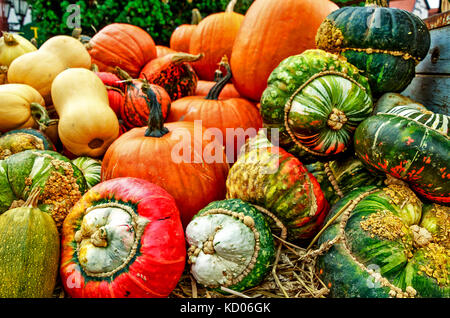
[86,23,157,78]
[101,88,229,228]
[230,0,339,102]
[156,45,176,57]
[170,9,202,53]
[189,0,244,81]
[167,57,262,163]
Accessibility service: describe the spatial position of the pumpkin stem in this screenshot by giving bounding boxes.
[72,27,82,40]
[327,108,348,130]
[170,52,204,64]
[365,0,389,7]
[191,8,202,25]
[23,188,41,208]
[226,0,238,12]
[144,86,169,138]
[114,66,133,81]
[2,32,19,46]
[30,103,59,132]
[91,63,99,73]
[30,37,38,48]
[206,55,232,100]
[91,227,108,247]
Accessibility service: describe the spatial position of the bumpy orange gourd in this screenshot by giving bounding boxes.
[7,36,91,104]
[51,68,119,158]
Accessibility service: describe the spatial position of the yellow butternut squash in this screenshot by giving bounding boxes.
[7,36,91,104]
[51,68,119,157]
[0,84,49,133]
[0,33,37,67]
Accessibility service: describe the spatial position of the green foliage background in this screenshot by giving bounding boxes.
[26,0,255,45]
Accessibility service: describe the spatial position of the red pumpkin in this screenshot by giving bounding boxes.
[167,57,262,163]
[102,89,230,228]
[156,45,176,57]
[230,0,339,102]
[60,177,186,298]
[189,0,244,80]
[170,9,202,53]
[115,68,171,130]
[94,69,125,116]
[139,52,203,101]
[86,23,157,78]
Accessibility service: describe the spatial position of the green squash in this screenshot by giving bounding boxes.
[315,0,431,96]
[354,105,449,204]
[260,49,373,163]
[306,155,385,206]
[0,150,88,231]
[185,199,275,292]
[0,128,56,160]
[316,178,449,298]
[72,156,102,189]
[0,202,60,297]
[373,93,427,115]
[226,132,329,241]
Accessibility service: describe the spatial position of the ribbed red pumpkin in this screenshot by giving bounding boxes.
[86,23,157,78]
[60,177,186,298]
[115,69,171,130]
[230,0,339,102]
[102,89,229,228]
[156,45,176,57]
[167,57,262,163]
[139,52,203,101]
[170,9,202,53]
[189,0,244,81]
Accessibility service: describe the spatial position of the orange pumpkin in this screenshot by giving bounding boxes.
[167,57,262,163]
[101,88,229,228]
[189,0,244,81]
[86,23,157,78]
[170,9,202,53]
[230,0,339,102]
[156,45,176,57]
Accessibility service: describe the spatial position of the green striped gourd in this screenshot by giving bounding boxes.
[185,199,275,292]
[316,177,449,298]
[354,105,449,204]
[260,49,373,163]
[315,0,430,96]
[373,93,427,115]
[72,156,102,189]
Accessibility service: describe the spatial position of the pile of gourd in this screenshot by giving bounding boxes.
[0,0,448,298]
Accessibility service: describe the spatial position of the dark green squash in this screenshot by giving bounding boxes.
[72,156,101,189]
[0,150,88,231]
[0,128,56,160]
[354,105,449,204]
[185,199,275,292]
[373,93,427,115]
[316,178,449,298]
[260,49,373,163]
[0,192,60,298]
[315,0,431,96]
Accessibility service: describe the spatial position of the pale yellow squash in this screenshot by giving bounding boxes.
[0,33,37,67]
[7,36,91,105]
[51,68,119,157]
[0,84,46,133]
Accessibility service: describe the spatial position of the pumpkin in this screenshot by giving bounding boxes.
[86,23,157,78]
[230,0,339,102]
[0,32,37,67]
[186,199,275,292]
[139,52,203,101]
[51,68,120,158]
[189,0,244,81]
[315,0,431,96]
[316,177,449,298]
[167,56,262,162]
[60,177,186,298]
[0,150,87,231]
[101,88,229,228]
[93,65,125,116]
[118,73,171,129]
[0,83,47,133]
[72,156,102,189]
[354,105,450,204]
[156,45,177,57]
[7,35,91,104]
[195,62,240,98]
[0,192,60,298]
[373,93,427,115]
[170,8,202,53]
[260,49,373,162]
[0,128,56,160]
[226,132,329,241]
[306,155,385,207]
